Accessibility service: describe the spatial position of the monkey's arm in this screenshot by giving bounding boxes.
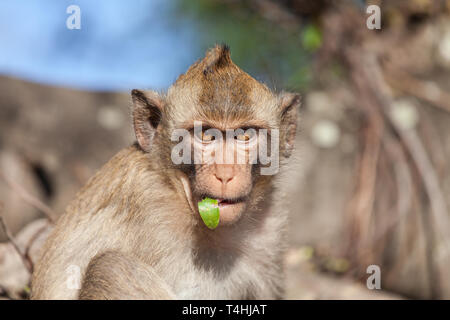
[79,250,176,300]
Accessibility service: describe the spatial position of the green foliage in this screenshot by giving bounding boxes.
[175,0,315,91]
[302,24,322,51]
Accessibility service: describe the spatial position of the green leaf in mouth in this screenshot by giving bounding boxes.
[198,197,220,230]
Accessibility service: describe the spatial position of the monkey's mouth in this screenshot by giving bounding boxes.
[200,194,246,208]
[216,197,244,208]
[197,194,248,225]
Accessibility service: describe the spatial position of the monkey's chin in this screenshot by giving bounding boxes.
[217,201,246,226]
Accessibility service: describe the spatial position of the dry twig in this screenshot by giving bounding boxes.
[0,203,33,274]
[384,68,450,114]
[0,170,56,223]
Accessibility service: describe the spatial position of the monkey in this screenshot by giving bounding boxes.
[30,44,300,300]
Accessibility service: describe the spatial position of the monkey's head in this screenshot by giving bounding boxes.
[131,45,300,227]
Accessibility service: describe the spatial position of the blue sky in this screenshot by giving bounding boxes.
[0,0,199,91]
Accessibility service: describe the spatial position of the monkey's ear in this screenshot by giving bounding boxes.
[279,92,301,158]
[131,89,164,152]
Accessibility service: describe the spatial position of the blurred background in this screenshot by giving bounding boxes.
[1,0,450,300]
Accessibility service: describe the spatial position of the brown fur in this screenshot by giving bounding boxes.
[31,45,300,300]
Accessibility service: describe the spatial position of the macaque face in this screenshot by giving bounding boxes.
[189,123,260,225]
[167,111,281,227]
[132,45,299,228]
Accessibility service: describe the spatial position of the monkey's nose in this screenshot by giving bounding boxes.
[215,174,233,186]
[214,165,234,186]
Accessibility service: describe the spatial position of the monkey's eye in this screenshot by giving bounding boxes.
[235,129,256,142]
[201,131,215,142]
[194,128,218,143]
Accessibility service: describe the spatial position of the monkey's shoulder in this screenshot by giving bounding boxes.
[63,145,172,219]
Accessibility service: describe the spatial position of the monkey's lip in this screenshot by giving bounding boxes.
[216,197,244,207]
[200,195,246,208]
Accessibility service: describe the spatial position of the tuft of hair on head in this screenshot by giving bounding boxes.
[202,43,232,75]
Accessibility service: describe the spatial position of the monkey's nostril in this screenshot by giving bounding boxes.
[215,174,233,185]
